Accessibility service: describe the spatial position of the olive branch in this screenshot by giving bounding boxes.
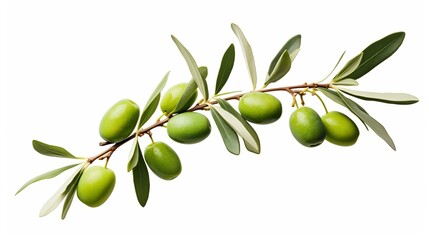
[15,23,418,219]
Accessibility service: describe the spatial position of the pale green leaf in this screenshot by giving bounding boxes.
[318,51,346,83]
[132,143,150,207]
[268,34,301,74]
[231,23,257,90]
[211,105,259,153]
[171,35,209,100]
[346,32,405,80]
[265,49,291,86]
[210,106,240,155]
[138,71,169,129]
[61,167,84,220]
[39,164,86,217]
[32,140,81,159]
[332,52,363,82]
[15,163,81,195]
[174,66,207,113]
[215,44,235,94]
[338,87,419,105]
[127,138,140,172]
[216,98,260,154]
[332,78,359,86]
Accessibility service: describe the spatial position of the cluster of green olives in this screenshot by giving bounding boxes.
[236,91,359,147]
[84,82,359,207]
[289,107,360,147]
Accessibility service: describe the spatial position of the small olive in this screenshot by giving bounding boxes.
[238,92,282,124]
[289,107,326,147]
[99,99,140,143]
[144,141,182,180]
[77,166,116,208]
[160,83,198,114]
[167,112,211,144]
[321,111,360,146]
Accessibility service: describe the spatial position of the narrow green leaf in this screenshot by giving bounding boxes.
[174,66,207,113]
[265,49,292,86]
[216,98,260,154]
[318,51,346,83]
[15,163,81,195]
[39,164,86,217]
[138,71,170,129]
[132,143,150,207]
[171,35,209,100]
[210,106,240,155]
[345,32,406,80]
[268,34,301,74]
[32,140,81,159]
[338,87,419,104]
[231,23,257,90]
[211,106,259,152]
[332,78,359,86]
[332,52,363,81]
[61,167,84,220]
[318,88,368,129]
[127,138,140,172]
[215,44,235,94]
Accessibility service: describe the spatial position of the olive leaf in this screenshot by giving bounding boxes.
[32,140,83,159]
[15,163,82,195]
[132,143,150,207]
[171,35,209,100]
[215,44,235,95]
[138,71,170,129]
[174,66,207,113]
[39,163,86,217]
[343,32,406,80]
[268,34,301,75]
[216,98,260,154]
[331,78,359,86]
[210,105,259,152]
[265,49,291,86]
[338,87,419,105]
[127,138,140,172]
[61,167,85,220]
[319,88,395,150]
[210,106,240,155]
[318,51,346,83]
[231,23,257,90]
[332,52,363,82]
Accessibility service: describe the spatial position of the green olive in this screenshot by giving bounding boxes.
[99,99,140,143]
[144,141,181,180]
[77,166,116,208]
[321,111,360,146]
[167,112,211,144]
[289,107,326,147]
[238,92,282,124]
[160,83,198,114]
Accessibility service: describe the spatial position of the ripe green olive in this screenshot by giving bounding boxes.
[144,141,182,180]
[160,83,198,114]
[77,166,116,208]
[289,107,326,147]
[167,112,211,144]
[321,111,360,146]
[238,92,282,124]
[99,99,140,143]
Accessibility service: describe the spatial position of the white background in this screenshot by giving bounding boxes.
[1,0,428,239]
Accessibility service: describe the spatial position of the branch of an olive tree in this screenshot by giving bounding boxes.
[92,82,331,164]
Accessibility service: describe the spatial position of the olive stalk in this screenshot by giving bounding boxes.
[91,82,331,164]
